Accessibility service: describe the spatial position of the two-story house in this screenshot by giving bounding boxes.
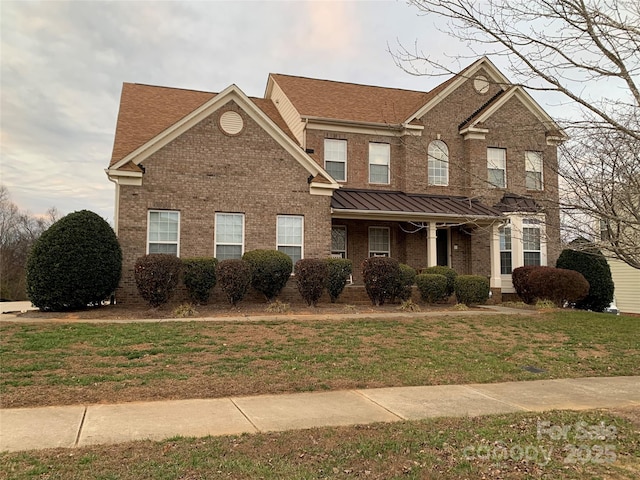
[106,57,564,303]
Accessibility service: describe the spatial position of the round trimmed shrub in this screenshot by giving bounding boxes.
[216,259,251,306]
[390,264,417,302]
[528,266,589,307]
[416,273,448,304]
[512,266,543,305]
[556,242,614,312]
[134,254,182,307]
[242,249,293,301]
[295,259,328,307]
[420,266,457,297]
[182,257,218,304]
[325,258,353,303]
[26,210,122,311]
[454,275,490,306]
[362,257,400,306]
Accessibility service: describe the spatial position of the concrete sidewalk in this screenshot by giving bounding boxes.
[1,376,638,452]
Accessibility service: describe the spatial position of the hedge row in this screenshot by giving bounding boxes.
[512,265,589,307]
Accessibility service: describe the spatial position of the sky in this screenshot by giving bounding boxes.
[1,0,549,224]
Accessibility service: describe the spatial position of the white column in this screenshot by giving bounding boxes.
[427,222,437,267]
[489,223,501,289]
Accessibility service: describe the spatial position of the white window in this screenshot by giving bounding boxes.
[331,225,347,258]
[215,213,244,260]
[525,151,543,190]
[324,139,347,182]
[369,143,390,184]
[499,225,512,274]
[369,227,390,257]
[523,218,541,266]
[487,147,506,188]
[147,210,180,255]
[277,215,303,265]
[428,140,449,186]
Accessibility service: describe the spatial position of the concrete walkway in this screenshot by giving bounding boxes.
[2,376,638,452]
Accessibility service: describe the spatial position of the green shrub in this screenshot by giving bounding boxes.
[528,266,589,307]
[243,249,293,301]
[416,273,449,304]
[26,210,122,311]
[556,241,614,312]
[511,266,543,304]
[182,257,218,304]
[134,254,183,307]
[325,258,353,303]
[362,257,400,306]
[420,266,457,297]
[295,259,328,307]
[216,259,251,306]
[390,264,417,302]
[454,275,490,306]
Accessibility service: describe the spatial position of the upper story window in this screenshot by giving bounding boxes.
[277,215,303,266]
[487,147,506,188]
[523,218,541,266]
[324,139,347,182]
[525,151,543,190]
[215,213,244,260]
[428,140,449,186]
[369,143,390,184]
[148,210,180,255]
[499,225,512,274]
[331,225,347,258]
[369,226,390,257]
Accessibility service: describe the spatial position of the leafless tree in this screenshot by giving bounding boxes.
[0,185,59,300]
[396,0,640,268]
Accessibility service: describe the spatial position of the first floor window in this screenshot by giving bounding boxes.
[525,151,543,190]
[215,213,244,260]
[428,140,449,186]
[499,225,512,274]
[487,147,506,188]
[277,215,303,265]
[523,218,541,266]
[148,210,180,255]
[369,143,390,184]
[324,139,347,181]
[331,225,347,258]
[369,227,390,257]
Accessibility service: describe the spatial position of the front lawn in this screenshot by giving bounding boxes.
[1,310,637,408]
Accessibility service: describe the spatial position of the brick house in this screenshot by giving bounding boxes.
[106,57,565,302]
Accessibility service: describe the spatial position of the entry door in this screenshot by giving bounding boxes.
[436,228,449,266]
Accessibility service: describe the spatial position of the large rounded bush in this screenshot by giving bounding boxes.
[390,264,417,302]
[420,266,457,297]
[183,257,218,304]
[454,275,490,306]
[216,259,251,306]
[295,259,328,307]
[416,273,448,304]
[362,257,400,306]
[134,254,182,307]
[528,267,589,307]
[512,266,543,304]
[243,249,293,301]
[26,210,122,311]
[556,241,614,312]
[325,258,353,303]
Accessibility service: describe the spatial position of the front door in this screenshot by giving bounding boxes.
[436,228,449,266]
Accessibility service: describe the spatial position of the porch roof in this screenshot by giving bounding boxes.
[331,189,504,222]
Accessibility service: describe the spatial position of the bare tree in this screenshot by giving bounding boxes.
[396,0,640,268]
[0,186,60,300]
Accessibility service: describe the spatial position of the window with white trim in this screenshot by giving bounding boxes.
[277,215,303,265]
[523,218,541,266]
[369,143,390,184]
[147,210,180,255]
[499,225,512,274]
[369,227,390,257]
[215,213,244,260]
[525,151,543,190]
[428,140,449,186]
[331,225,347,258]
[324,139,347,182]
[487,147,506,188]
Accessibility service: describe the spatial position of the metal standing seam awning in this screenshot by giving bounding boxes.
[331,188,505,223]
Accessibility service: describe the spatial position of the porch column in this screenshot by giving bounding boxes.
[489,223,501,289]
[427,222,437,267]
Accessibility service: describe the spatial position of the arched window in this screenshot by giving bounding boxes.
[428,140,449,186]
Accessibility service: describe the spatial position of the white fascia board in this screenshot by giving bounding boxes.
[310,182,339,196]
[105,168,143,186]
[459,126,490,140]
[331,208,502,223]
